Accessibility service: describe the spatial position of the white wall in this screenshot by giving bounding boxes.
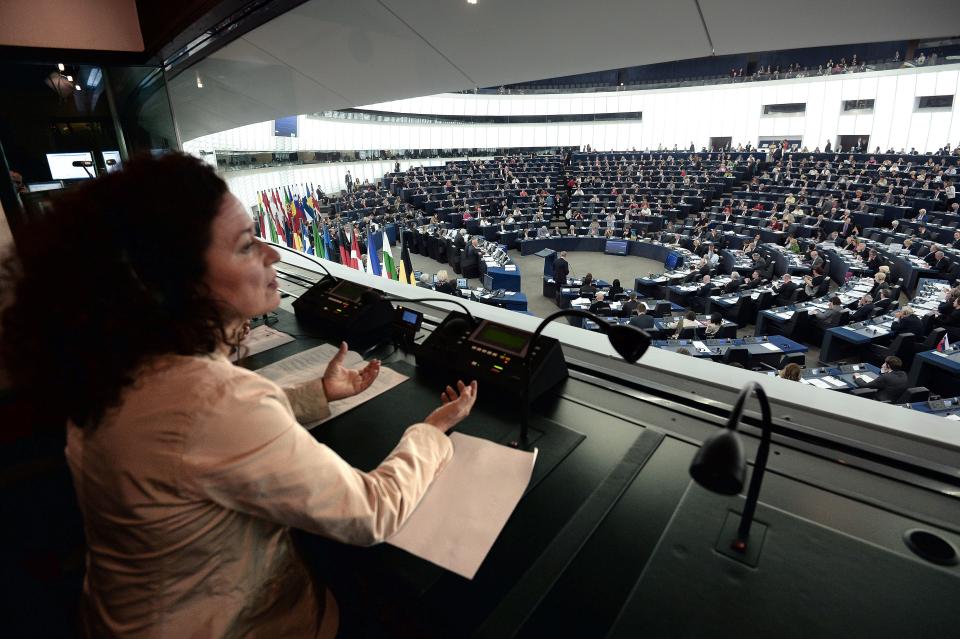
[184,64,960,174]
[222,156,491,211]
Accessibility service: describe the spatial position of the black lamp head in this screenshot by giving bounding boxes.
[690,429,746,495]
[605,324,651,363]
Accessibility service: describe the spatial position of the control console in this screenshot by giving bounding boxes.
[416,312,567,401]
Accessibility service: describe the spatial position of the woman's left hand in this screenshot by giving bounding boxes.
[322,342,381,401]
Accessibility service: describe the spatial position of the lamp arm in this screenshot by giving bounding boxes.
[516,308,611,448]
[733,382,773,546]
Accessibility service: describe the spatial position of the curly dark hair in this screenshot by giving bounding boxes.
[1,152,232,429]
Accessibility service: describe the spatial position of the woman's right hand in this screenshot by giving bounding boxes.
[424,380,478,433]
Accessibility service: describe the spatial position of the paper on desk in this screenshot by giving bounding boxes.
[255,344,409,429]
[821,375,847,388]
[388,432,537,580]
[856,373,877,383]
[805,378,831,389]
[760,342,782,351]
[241,325,295,357]
[945,414,960,421]
[692,340,710,352]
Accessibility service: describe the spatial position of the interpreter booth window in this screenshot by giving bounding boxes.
[0,61,178,235]
[761,103,806,116]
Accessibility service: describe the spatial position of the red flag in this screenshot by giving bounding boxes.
[337,226,351,266]
[350,228,362,270]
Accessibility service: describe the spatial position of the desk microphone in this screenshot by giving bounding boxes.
[690,382,772,563]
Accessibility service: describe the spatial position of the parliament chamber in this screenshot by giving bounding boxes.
[2,1,960,637]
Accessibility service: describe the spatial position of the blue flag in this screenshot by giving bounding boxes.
[366,226,382,276]
[322,223,334,261]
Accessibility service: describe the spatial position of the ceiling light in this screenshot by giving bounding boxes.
[467,0,477,4]
[196,71,203,88]
[57,63,64,71]
[74,84,81,91]
[66,75,73,82]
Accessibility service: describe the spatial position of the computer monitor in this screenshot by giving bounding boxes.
[102,150,122,173]
[457,278,468,289]
[432,274,439,284]
[46,152,94,180]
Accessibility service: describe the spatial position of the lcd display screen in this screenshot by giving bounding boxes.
[329,280,366,302]
[469,321,531,357]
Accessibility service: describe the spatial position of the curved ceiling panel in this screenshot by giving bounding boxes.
[169,0,960,143]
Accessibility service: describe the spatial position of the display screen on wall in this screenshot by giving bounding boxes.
[274,116,298,137]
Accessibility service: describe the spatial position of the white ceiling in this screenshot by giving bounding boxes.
[165,0,960,142]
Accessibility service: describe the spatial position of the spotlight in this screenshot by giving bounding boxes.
[75,84,81,91]
[196,71,203,89]
[57,63,64,71]
[467,0,477,4]
[66,75,73,82]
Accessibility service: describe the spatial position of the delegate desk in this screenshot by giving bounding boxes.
[819,319,895,364]
[579,314,738,339]
[519,237,683,262]
[651,335,806,363]
[901,396,960,420]
[471,289,529,313]
[909,349,960,398]
[241,284,960,638]
[480,260,521,292]
[796,363,882,392]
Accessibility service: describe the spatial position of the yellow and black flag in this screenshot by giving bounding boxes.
[398,233,416,284]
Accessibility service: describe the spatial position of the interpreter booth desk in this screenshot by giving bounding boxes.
[244,264,960,637]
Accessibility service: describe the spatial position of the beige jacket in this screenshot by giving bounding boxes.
[65,352,452,638]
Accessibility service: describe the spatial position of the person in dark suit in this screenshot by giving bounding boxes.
[722,272,742,294]
[814,296,844,329]
[629,303,656,329]
[922,244,941,266]
[553,251,569,285]
[621,292,640,315]
[853,356,910,402]
[952,230,960,250]
[579,273,597,298]
[933,251,952,273]
[589,292,612,315]
[608,278,624,299]
[850,294,875,322]
[695,275,714,299]
[890,306,922,338]
[915,226,932,242]
[807,249,825,271]
[874,288,895,312]
[774,274,798,305]
[869,272,889,300]
[744,270,764,289]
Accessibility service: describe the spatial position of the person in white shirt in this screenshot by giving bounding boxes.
[0,153,479,638]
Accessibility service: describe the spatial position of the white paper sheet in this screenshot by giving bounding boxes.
[388,433,537,580]
[255,344,409,429]
[805,378,831,389]
[760,342,782,351]
[945,414,960,421]
[856,373,877,383]
[821,375,847,387]
[240,325,295,357]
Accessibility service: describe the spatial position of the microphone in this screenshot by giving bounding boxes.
[689,382,773,562]
[515,308,650,448]
[71,160,94,167]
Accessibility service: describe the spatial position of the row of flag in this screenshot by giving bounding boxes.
[255,185,416,284]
